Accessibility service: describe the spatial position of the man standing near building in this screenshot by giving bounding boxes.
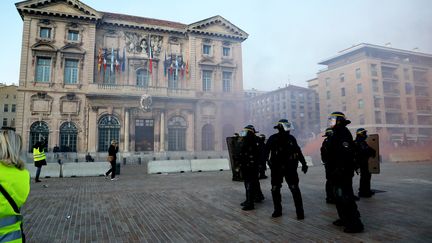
[33,139,47,183]
[326,112,364,233]
[265,119,308,219]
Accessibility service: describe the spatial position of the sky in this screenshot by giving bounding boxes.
[2,0,432,91]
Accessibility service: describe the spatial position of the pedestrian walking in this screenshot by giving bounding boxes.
[105,140,119,181]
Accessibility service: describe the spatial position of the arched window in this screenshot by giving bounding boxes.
[202,124,214,151]
[29,121,49,152]
[98,115,120,152]
[136,69,149,87]
[168,116,186,151]
[222,124,235,150]
[59,122,78,152]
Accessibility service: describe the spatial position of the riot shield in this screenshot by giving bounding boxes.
[366,134,380,174]
[226,136,243,181]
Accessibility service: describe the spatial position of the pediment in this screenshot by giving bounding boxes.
[31,42,57,52]
[16,0,101,20]
[188,15,248,41]
[60,44,85,54]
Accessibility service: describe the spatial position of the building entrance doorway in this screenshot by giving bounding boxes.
[135,119,154,151]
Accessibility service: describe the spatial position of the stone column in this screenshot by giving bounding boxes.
[160,111,165,152]
[124,109,130,152]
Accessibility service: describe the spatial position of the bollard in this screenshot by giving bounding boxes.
[138,157,142,165]
[123,157,126,165]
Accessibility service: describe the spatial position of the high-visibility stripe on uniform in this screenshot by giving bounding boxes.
[33,148,46,161]
[0,216,22,228]
[0,230,21,242]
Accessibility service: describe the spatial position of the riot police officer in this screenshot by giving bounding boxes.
[239,125,264,210]
[354,128,376,198]
[257,134,268,179]
[265,119,308,219]
[326,112,364,233]
[321,127,335,204]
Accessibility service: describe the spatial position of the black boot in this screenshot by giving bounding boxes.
[271,188,282,217]
[242,183,254,211]
[290,185,305,220]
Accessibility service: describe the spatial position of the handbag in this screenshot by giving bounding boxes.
[107,156,114,162]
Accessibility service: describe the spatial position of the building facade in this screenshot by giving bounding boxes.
[245,85,320,145]
[0,84,18,128]
[316,43,432,144]
[15,0,247,157]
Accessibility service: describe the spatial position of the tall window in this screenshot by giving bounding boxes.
[326,91,331,100]
[358,99,364,109]
[168,116,186,151]
[355,68,361,79]
[64,59,79,84]
[202,70,212,91]
[136,69,149,87]
[2,118,7,127]
[325,78,331,87]
[341,88,345,96]
[10,118,15,127]
[3,104,8,112]
[98,115,120,152]
[29,121,49,152]
[222,71,232,92]
[39,27,51,39]
[403,68,410,80]
[168,70,178,89]
[36,57,51,82]
[202,124,214,151]
[11,104,16,112]
[370,64,378,77]
[59,122,78,152]
[339,73,345,82]
[357,83,363,93]
[203,44,211,55]
[372,79,379,92]
[67,30,79,41]
[222,47,230,57]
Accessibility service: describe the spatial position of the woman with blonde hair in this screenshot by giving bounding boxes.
[0,127,30,242]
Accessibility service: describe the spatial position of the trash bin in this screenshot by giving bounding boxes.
[116,163,121,175]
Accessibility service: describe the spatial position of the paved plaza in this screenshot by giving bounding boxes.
[22,161,432,242]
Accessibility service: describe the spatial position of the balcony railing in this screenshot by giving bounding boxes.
[383,89,400,97]
[88,84,196,98]
[382,72,399,82]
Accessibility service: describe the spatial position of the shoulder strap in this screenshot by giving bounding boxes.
[0,184,20,213]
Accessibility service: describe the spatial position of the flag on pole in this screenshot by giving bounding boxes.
[97,48,102,73]
[186,60,189,80]
[163,51,167,77]
[110,48,114,73]
[175,55,178,79]
[121,47,126,72]
[115,49,120,73]
[148,35,152,74]
[103,49,107,71]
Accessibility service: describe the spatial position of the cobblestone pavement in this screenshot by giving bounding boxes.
[22,161,432,242]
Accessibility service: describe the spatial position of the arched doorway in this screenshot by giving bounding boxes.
[29,121,49,152]
[168,116,186,151]
[59,122,78,152]
[98,115,120,152]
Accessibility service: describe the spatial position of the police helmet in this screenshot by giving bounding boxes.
[356,128,367,135]
[240,125,257,137]
[274,119,292,131]
[328,111,351,127]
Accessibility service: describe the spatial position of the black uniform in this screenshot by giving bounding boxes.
[239,133,264,210]
[354,136,376,197]
[257,136,268,179]
[326,125,363,232]
[321,133,335,203]
[265,130,307,219]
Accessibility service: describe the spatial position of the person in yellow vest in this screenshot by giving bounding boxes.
[33,140,47,183]
[0,127,30,243]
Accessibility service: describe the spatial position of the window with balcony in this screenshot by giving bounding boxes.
[137,69,149,87]
[64,59,79,84]
[372,79,379,92]
[358,99,364,109]
[35,57,51,82]
[370,64,378,77]
[11,104,16,113]
[3,104,8,112]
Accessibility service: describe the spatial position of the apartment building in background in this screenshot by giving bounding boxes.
[316,43,432,144]
[15,0,247,157]
[245,84,320,145]
[0,84,18,128]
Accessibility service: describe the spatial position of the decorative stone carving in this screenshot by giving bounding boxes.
[124,32,163,58]
[140,94,152,112]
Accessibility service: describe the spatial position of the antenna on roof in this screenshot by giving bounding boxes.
[385,42,391,47]
[412,47,419,51]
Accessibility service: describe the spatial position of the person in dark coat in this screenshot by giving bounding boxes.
[105,139,119,180]
[321,127,335,204]
[265,119,308,219]
[238,125,264,211]
[326,111,364,233]
[257,134,268,179]
[354,128,376,198]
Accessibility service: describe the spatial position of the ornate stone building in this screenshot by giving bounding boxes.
[0,84,18,128]
[15,0,247,157]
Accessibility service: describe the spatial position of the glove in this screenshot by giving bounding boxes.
[301,165,308,174]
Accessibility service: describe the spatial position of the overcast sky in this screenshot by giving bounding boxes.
[2,0,431,90]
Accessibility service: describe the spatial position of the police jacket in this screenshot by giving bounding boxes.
[325,126,356,176]
[320,137,331,166]
[239,134,260,169]
[0,162,30,243]
[265,131,307,170]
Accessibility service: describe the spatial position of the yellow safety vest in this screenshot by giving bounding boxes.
[33,147,46,162]
[0,162,30,243]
